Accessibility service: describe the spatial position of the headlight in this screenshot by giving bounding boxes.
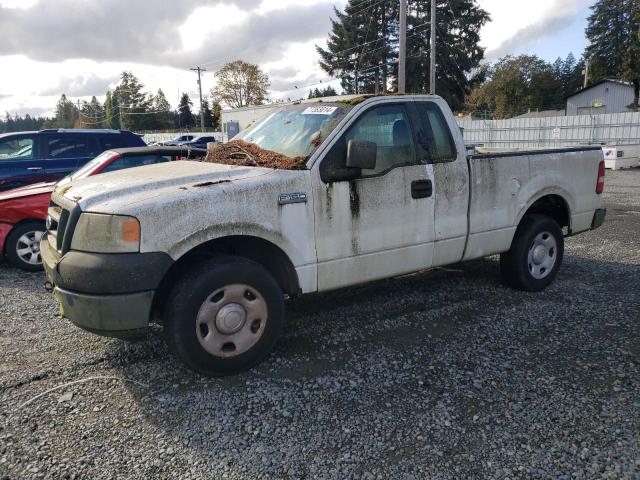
[71,213,141,253]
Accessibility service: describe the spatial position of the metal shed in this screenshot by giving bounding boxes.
[566,79,636,116]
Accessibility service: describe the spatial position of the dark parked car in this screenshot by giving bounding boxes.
[180,135,217,149]
[0,129,145,191]
[160,134,195,146]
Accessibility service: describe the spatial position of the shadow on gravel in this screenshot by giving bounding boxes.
[101,255,639,478]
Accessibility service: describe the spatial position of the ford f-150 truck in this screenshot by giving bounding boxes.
[41,95,606,376]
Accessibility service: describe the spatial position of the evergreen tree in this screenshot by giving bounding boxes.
[0,112,49,133]
[53,94,78,128]
[198,97,214,129]
[586,0,640,108]
[177,93,195,129]
[308,86,338,98]
[152,89,175,130]
[78,96,105,128]
[317,1,396,95]
[317,0,490,110]
[211,100,221,130]
[114,71,152,131]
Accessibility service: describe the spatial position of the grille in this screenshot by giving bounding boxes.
[46,201,71,253]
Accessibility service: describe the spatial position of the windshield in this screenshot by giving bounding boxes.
[235,103,352,159]
[56,151,119,187]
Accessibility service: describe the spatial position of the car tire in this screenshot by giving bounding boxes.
[499,214,564,292]
[164,255,285,376]
[5,221,46,272]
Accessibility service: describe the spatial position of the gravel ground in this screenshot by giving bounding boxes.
[1,170,639,479]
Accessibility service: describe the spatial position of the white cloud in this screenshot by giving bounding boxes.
[0,0,38,8]
[0,0,590,117]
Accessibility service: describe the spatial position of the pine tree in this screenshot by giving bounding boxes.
[53,94,78,128]
[199,97,214,129]
[586,0,640,108]
[317,1,396,94]
[211,100,221,130]
[177,93,195,129]
[78,96,105,128]
[114,71,153,131]
[152,89,175,130]
[317,0,490,109]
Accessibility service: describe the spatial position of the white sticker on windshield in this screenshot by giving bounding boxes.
[302,106,338,115]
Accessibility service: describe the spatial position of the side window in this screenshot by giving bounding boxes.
[47,136,88,159]
[337,104,417,178]
[414,102,457,163]
[101,155,172,173]
[0,137,34,160]
[99,135,129,151]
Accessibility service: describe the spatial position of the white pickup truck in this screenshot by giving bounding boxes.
[42,95,606,376]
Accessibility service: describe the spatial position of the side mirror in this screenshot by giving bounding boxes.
[346,139,377,170]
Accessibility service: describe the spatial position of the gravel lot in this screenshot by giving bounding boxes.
[1,170,639,479]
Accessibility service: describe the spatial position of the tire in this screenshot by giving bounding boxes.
[500,214,564,292]
[164,255,285,376]
[5,221,46,272]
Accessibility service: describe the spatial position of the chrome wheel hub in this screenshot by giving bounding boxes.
[16,230,44,265]
[527,231,557,280]
[196,284,268,358]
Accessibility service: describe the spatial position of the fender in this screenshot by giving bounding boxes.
[515,187,573,229]
[168,222,303,268]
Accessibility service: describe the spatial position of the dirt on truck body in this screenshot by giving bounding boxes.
[202,140,308,170]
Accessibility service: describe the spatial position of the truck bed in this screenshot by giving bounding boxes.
[462,145,603,260]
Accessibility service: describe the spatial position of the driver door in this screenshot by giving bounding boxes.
[311,102,436,291]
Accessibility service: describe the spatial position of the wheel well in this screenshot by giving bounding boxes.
[523,195,570,229]
[151,235,301,324]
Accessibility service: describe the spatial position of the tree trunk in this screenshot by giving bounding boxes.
[634,79,640,110]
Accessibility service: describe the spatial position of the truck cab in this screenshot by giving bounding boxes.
[41,95,606,376]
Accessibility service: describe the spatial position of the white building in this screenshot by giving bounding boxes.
[566,79,637,116]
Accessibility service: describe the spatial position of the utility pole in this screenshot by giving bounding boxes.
[583,57,591,89]
[398,0,407,93]
[430,0,436,94]
[191,66,207,132]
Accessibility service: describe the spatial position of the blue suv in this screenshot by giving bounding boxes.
[0,129,146,191]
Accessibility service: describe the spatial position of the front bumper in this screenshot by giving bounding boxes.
[41,235,173,338]
[591,208,607,230]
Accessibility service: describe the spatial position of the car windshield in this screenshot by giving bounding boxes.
[56,151,119,187]
[234,103,353,159]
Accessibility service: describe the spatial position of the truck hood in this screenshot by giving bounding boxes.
[56,160,275,212]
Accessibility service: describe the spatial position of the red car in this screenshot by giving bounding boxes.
[0,146,206,271]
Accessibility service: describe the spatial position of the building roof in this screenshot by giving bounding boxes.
[514,109,565,119]
[566,79,633,100]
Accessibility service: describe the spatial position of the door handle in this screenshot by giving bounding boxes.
[411,179,432,199]
[27,167,43,171]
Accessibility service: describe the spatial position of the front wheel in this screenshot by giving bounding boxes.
[164,256,285,376]
[5,221,46,271]
[500,215,564,292]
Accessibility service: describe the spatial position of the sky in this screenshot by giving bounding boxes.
[0,0,593,117]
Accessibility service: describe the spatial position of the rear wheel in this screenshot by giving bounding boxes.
[500,215,564,291]
[164,256,285,376]
[5,221,45,272]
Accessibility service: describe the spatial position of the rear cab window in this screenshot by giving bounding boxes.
[414,101,457,163]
